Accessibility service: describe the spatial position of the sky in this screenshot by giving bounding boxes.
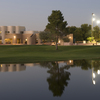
[0,0,100,31]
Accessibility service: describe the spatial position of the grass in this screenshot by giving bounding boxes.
[0,45,100,63]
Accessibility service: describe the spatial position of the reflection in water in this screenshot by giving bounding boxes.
[73,60,100,85]
[91,61,100,85]
[0,63,41,72]
[0,64,26,72]
[40,61,72,96]
[1,60,100,98]
[40,60,100,96]
[47,62,70,96]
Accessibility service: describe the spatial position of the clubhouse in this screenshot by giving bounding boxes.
[0,26,73,45]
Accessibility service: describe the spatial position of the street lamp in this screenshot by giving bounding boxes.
[97,20,100,25]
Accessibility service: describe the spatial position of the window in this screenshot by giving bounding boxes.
[20,31,23,34]
[5,31,7,33]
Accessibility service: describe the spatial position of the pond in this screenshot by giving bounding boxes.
[0,60,100,100]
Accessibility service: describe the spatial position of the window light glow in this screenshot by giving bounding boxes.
[69,60,72,63]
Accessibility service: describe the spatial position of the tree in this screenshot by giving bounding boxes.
[46,10,68,50]
[73,28,83,42]
[93,26,100,42]
[81,24,91,40]
[66,26,77,34]
[39,31,49,43]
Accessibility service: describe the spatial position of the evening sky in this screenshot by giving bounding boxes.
[0,0,100,31]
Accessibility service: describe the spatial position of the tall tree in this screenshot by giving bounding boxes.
[73,28,83,42]
[93,26,100,42]
[66,26,77,34]
[81,24,91,40]
[46,10,68,50]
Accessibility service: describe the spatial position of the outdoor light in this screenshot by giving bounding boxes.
[93,73,96,78]
[92,13,95,16]
[14,36,16,39]
[69,36,71,39]
[69,60,72,63]
[97,70,100,74]
[59,40,60,43]
[83,41,86,44]
[26,39,27,41]
[97,20,100,24]
[92,18,95,21]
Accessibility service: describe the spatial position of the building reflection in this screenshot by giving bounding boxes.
[0,64,26,72]
[0,63,42,72]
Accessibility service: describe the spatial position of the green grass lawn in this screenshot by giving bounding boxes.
[0,45,100,63]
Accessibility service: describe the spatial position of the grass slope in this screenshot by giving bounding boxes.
[0,45,100,63]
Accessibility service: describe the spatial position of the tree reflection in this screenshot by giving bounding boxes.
[92,60,100,72]
[72,59,91,70]
[39,59,100,95]
[46,62,70,97]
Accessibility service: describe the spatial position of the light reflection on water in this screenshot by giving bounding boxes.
[0,60,100,100]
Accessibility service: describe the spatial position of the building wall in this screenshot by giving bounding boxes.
[7,26,15,33]
[15,26,25,34]
[0,26,7,44]
[0,26,31,44]
[5,34,23,44]
[67,34,73,45]
[36,33,41,44]
[27,36,36,45]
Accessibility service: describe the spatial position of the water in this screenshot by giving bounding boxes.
[0,60,100,100]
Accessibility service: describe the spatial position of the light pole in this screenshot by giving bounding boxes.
[91,13,95,36]
[92,13,95,31]
[91,13,95,37]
